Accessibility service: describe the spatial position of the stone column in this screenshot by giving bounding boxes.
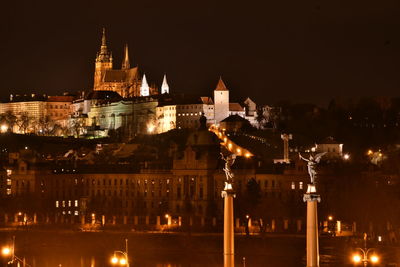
[212,217,216,227]
[297,219,302,232]
[235,218,240,229]
[4,214,8,224]
[168,215,172,226]
[201,217,205,227]
[222,187,235,267]
[33,213,37,224]
[134,216,138,225]
[145,216,149,225]
[178,216,182,227]
[123,216,127,225]
[304,184,320,267]
[81,215,85,225]
[112,216,116,225]
[102,215,106,226]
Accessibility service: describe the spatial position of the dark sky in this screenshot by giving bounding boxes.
[1,0,400,105]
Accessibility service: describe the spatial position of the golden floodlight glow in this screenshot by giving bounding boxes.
[352,254,361,263]
[0,125,7,133]
[119,258,127,265]
[370,255,379,263]
[1,247,10,256]
[245,153,250,158]
[111,256,118,264]
[236,148,241,153]
[367,150,373,155]
[228,143,232,149]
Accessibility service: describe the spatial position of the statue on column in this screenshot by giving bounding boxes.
[299,152,326,185]
[221,153,236,187]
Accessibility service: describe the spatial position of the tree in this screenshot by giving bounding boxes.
[70,117,85,137]
[4,111,17,133]
[17,112,30,134]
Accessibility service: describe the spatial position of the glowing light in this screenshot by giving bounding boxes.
[246,215,250,219]
[236,148,241,153]
[165,214,169,219]
[18,212,22,216]
[119,258,127,265]
[147,124,155,133]
[0,125,7,133]
[328,216,333,221]
[343,154,350,160]
[367,150,373,155]
[111,257,118,264]
[352,254,361,263]
[1,247,11,256]
[245,153,250,158]
[378,152,383,157]
[228,143,232,149]
[370,255,379,263]
[223,137,227,143]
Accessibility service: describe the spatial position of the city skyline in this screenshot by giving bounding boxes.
[1,0,400,106]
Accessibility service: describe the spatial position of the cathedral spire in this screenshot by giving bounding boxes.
[122,44,130,69]
[96,28,112,63]
[161,74,169,94]
[140,74,150,96]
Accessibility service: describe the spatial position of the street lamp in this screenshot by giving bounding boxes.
[110,239,129,267]
[352,233,379,266]
[2,236,31,266]
[352,248,379,266]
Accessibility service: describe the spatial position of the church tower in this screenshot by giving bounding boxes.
[161,74,169,94]
[140,74,150,96]
[94,28,113,90]
[214,77,229,124]
[121,44,130,69]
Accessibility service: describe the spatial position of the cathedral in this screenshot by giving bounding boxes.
[93,29,161,98]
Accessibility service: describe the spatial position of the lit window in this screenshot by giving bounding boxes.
[68,200,71,207]
[62,201,65,207]
[74,211,79,216]
[55,201,59,208]
[299,182,303,190]
[291,182,295,190]
[74,200,78,207]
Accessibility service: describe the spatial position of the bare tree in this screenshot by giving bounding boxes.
[4,111,17,133]
[17,112,30,134]
[71,117,85,138]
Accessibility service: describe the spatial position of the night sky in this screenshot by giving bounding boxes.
[1,0,400,105]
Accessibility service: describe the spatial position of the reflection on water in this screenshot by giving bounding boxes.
[25,256,183,267]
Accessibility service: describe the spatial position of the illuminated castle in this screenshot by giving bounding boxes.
[93,29,161,97]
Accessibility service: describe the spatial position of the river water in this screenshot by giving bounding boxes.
[0,230,380,266]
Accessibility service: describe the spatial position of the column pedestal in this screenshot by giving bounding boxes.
[222,186,235,267]
[304,184,320,267]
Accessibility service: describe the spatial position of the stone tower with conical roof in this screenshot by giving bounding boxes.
[214,77,229,124]
[94,28,113,90]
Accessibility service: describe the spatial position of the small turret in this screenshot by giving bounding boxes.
[140,74,150,96]
[161,74,169,94]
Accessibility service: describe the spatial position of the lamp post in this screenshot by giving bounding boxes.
[2,236,31,267]
[110,239,129,267]
[352,248,379,267]
[221,153,236,267]
[352,233,379,267]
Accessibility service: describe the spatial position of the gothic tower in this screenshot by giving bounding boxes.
[94,28,113,90]
[214,77,230,124]
[121,44,130,69]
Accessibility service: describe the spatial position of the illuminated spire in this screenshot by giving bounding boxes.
[96,28,112,63]
[122,44,130,69]
[140,74,150,96]
[161,74,169,94]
